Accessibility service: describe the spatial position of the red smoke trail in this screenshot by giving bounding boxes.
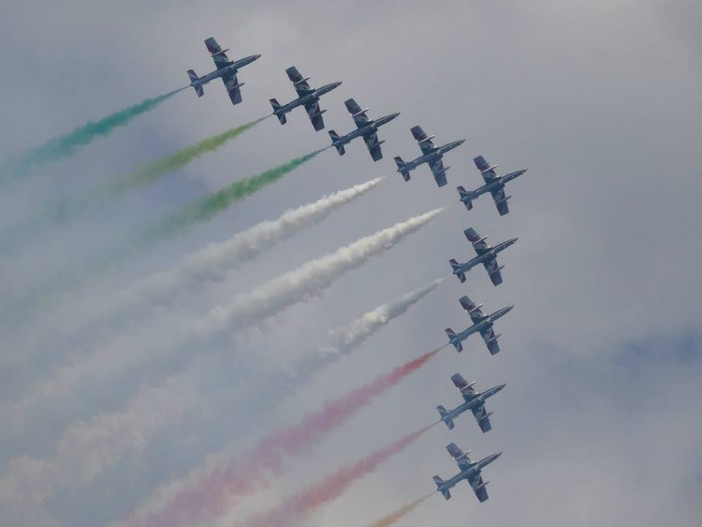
[238,425,435,527]
[132,346,444,527]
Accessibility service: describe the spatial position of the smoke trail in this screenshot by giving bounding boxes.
[117,282,439,527]
[145,149,325,242]
[367,493,434,527]
[0,89,184,185]
[102,118,265,197]
[127,347,442,527]
[288,279,443,381]
[239,425,435,527]
[105,177,385,321]
[199,208,443,334]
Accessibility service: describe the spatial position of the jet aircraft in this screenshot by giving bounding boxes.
[449,227,518,286]
[270,66,342,131]
[445,295,513,355]
[457,155,527,215]
[437,373,506,433]
[328,98,399,161]
[433,442,502,502]
[394,126,465,187]
[187,37,261,105]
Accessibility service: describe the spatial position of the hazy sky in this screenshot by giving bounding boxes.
[1,1,701,526]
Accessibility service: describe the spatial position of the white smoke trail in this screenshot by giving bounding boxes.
[4,209,443,453]
[113,279,442,527]
[197,208,444,335]
[97,176,385,321]
[21,177,384,356]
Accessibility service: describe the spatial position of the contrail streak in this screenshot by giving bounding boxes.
[367,493,434,527]
[125,347,443,527]
[239,425,436,527]
[102,118,266,197]
[0,88,184,186]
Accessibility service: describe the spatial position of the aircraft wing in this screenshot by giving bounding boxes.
[345,98,370,128]
[459,295,486,324]
[446,442,472,471]
[363,131,383,161]
[479,324,501,355]
[205,37,232,70]
[471,403,493,433]
[469,473,490,503]
[411,125,436,154]
[286,66,313,96]
[474,155,499,184]
[491,186,510,215]
[428,158,448,187]
[221,72,243,105]
[451,373,476,400]
[304,99,325,131]
[482,256,503,286]
[464,227,489,254]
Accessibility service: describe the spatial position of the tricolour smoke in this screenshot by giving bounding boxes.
[367,493,434,527]
[102,118,265,197]
[198,208,444,334]
[0,89,184,186]
[238,425,435,527]
[125,347,442,527]
[0,279,437,524]
[144,149,325,242]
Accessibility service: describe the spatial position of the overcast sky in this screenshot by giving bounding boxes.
[1,1,701,526]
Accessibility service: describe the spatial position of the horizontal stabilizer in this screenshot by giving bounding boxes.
[394,156,411,181]
[445,328,463,352]
[433,476,451,500]
[436,405,454,429]
[449,259,466,283]
[457,186,474,210]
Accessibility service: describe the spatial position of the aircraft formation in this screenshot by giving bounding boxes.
[185,35,528,509]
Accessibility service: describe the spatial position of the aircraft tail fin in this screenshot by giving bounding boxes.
[445,328,463,352]
[394,156,411,181]
[433,476,451,500]
[457,186,474,210]
[449,259,466,283]
[187,70,204,97]
[328,130,345,155]
[436,405,454,429]
[270,98,287,124]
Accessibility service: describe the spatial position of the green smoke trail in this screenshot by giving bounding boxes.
[145,149,324,242]
[0,88,184,186]
[0,117,263,256]
[101,117,265,197]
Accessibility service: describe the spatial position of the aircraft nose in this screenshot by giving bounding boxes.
[254,54,262,60]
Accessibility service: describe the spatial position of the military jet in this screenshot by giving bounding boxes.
[328,99,399,161]
[449,227,518,286]
[433,442,502,502]
[187,37,261,105]
[269,66,342,131]
[445,295,513,355]
[437,374,506,433]
[394,126,465,187]
[458,155,527,216]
